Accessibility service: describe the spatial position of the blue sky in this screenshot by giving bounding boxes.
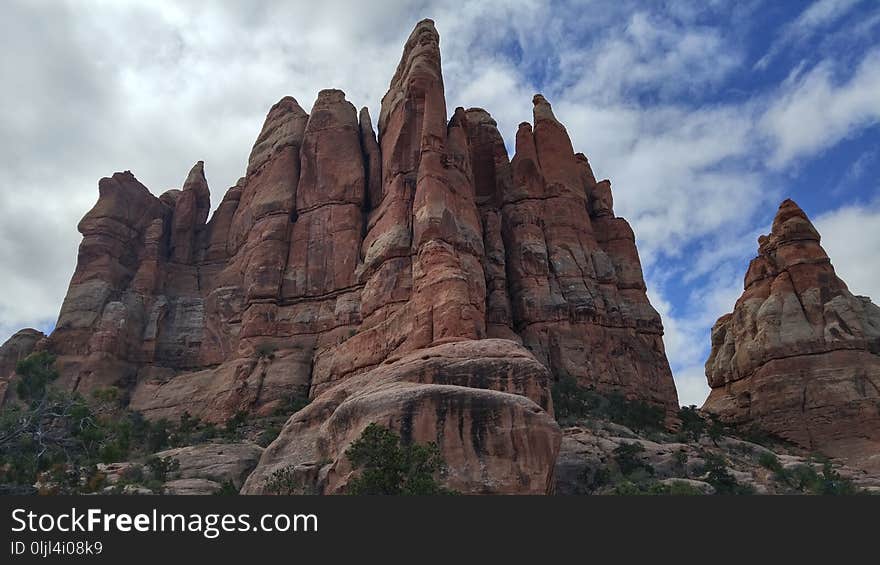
[1,0,878,406]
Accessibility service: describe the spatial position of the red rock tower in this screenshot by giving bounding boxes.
[704,199,880,470]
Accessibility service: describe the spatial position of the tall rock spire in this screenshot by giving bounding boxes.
[170,161,211,263]
[231,96,308,301]
[502,94,678,414]
[283,89,365,299]
[310,18,487,397]
[463,108,516,339]
[704,199,880,470]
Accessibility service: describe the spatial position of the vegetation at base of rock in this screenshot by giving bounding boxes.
[0,354,294,494]
[758,453,863,495]
[552,376,664,432]
[146,456,179,482]
[254,343,277,359]
[613,442,654,477]
[344,423,454,495]
[263,465,317,495]
[700,454,754,495]
[215,480,239,495]
[677,406,706,441]
[14,352,58,400]
[573,441,705,495]
[612,479,705,495]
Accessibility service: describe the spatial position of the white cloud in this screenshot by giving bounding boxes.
[559,10,741,103]
[755,0,863,70]
[761,48,880,167]
[815,201,880,302]
[672,365,713,408]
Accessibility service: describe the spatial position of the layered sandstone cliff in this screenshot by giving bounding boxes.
[703,199,880,471]
[0,19,678,493]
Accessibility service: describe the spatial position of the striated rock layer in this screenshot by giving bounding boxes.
[1,19,679,493]
[703,200,880,471]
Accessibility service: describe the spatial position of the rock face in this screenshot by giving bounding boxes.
[156,442,263,493]
[704,199,880,471]
[0,329,45,403]
[2,19,679,493]
[555,419,880,495]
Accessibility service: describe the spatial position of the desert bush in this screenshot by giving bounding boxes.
[263,465,316,495]
[215,480,239,496]
[146,456,179,482]
[345,423,453,495]
[552,376,664,432]
[678,406,706,441]
[701,454,754,495]
[14,352,58,401]
[613,442,654,477]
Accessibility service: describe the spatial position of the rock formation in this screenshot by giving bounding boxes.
[0,19,679,493]
[0,328,45,403]
[704,199,880,471]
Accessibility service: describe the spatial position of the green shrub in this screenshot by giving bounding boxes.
[665,480,706,495]
[91,387,122,405]
[606,393,665,433]
[145,456,179,482]
[707,414,725,446]
[613,442,654,477]
[577,466,611,494]
[263,465,315,495]
[257,425,282,448]
[118,465,145,485]
[771,459,862,495]
[701,454,754,495]
[758,452,783,473]
[15,352,58,400]
[678,406,706,441]
[274,394,310,417]
[255,343,277,359]
[674,449,689,474]
[215,480,239,496]
[222,411,248,440]
[551,375,600,423]
[612,479,704,495]
[551,376,664,432]
[815,461,861,495]
[345,423,453,495]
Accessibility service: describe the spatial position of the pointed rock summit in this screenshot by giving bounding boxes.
[2,20,682,494]
[704,199,880,470]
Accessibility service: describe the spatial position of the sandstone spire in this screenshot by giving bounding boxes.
[704,199,880,470]
[284,89,365,299]
[170,161,211,263]
[503,94,678,414]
